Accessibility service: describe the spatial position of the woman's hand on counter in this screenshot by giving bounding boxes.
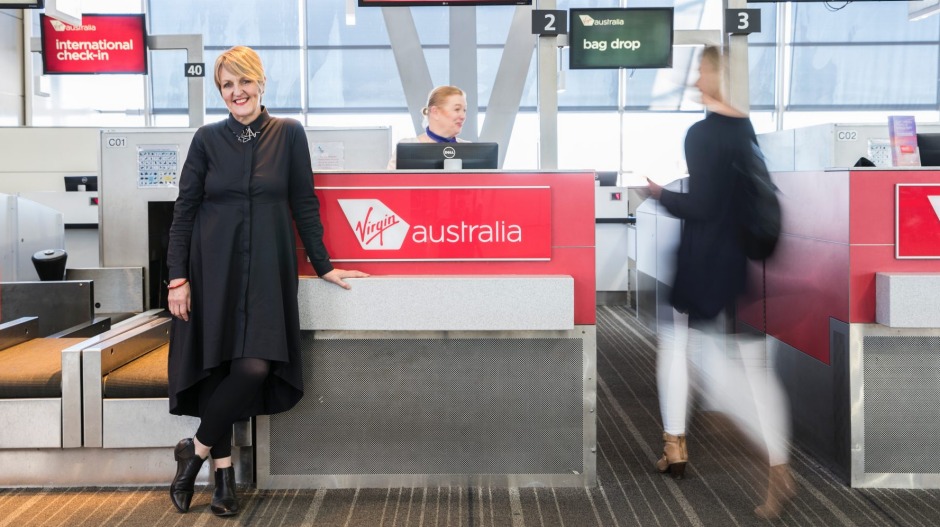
[321,268,370,290]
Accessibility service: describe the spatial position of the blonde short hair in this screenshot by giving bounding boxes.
[421,85,466,116]
[700,45,724,71]
[213,46,266,93]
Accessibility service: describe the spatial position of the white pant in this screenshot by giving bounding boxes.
[657,308,791,466]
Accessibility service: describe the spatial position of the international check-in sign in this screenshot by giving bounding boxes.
[318,187,552,261]
[896,184,940,258]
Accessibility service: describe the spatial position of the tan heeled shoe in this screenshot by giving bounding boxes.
[754,464,796,519]
[655,432,688,479]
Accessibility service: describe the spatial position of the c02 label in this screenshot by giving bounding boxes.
[836,130,858,141]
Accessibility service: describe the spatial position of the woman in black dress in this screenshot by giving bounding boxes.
[165,45,367,516]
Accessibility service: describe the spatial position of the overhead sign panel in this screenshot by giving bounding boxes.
[359,0,530,5]
[569,8,674,70]
[0,1,44,8]
[40,14,147,75]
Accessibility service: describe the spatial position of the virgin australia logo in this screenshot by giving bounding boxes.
[337,199,410,250]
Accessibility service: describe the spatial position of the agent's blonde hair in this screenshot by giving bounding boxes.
[213,46,266,93]
[421,86,466,117]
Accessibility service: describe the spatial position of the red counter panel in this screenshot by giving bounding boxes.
[298,171,596,325]
[765,235,850,365]
[849,170,940,245]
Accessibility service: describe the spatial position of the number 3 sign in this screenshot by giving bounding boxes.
[532,10,567,36]
[725,9,761,35]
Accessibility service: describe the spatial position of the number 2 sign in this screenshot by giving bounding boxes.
[532,10,567,36]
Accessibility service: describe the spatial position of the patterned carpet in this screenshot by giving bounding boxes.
[1,305,938,526]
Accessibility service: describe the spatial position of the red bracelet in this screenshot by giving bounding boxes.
[167,279,188,289]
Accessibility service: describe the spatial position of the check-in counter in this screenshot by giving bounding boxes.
[748,124,940,488]
[256,170,597,489]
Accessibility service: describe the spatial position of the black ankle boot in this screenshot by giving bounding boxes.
[211,466,239,516]
[170,438,206,513]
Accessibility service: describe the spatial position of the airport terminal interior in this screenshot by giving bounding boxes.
[3,0,940,525]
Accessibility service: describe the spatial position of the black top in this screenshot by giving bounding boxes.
[166,109,333,418]
[659,112,753,320]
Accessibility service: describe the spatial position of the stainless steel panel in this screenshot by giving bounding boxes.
[863,335,940,472]
[0,316,38,351]
[0,447,213,487]
[769,325,850,482]
[596,224,630,292]
[61,345,83,448]
[257,327,596,489]
[92,318,169,374]
[13,196,65,282]
[0,195,15,281]
[850,323,940,489]
[636,271,657,332]
[0,281,93,336]
[66,267,145,314]
[82,317,170,448]
[102,399,200,449]
[48,316,110,339]
[635,209,657,277]
[0,399,61,448]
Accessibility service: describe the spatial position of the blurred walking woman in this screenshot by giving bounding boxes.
[165,45,366,516]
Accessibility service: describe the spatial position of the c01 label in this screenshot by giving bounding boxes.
[106,137,127,148]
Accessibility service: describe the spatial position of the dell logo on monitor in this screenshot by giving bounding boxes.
[443,146,456,159]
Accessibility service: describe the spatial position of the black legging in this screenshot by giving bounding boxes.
[195,357,270,459]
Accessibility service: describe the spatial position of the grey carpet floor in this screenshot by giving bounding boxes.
[2,305,939,526]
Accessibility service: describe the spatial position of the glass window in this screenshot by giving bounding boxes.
[309,2,390,46]
[787,3,939,110]
[477,6,521,45]
[793,3,938,43]
[749,4,777,45]
[749,45,776,110]
[789,44,938,109]
[309,48,409,110]
[478,48,538,110]
[149,0,300,47]
[153,48,302,114]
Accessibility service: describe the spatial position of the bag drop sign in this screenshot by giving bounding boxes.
[569,8,673,70]
[40,14,148,74]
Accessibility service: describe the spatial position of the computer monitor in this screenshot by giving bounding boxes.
[396,142,499,170]
[64,175,98,191]
[917,133,940,166]
[595,171,618,186]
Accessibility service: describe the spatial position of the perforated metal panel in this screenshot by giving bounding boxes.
[267,336,584,478]
[863,335,940,474]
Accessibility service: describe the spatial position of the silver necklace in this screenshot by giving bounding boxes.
[236,126,258,143]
